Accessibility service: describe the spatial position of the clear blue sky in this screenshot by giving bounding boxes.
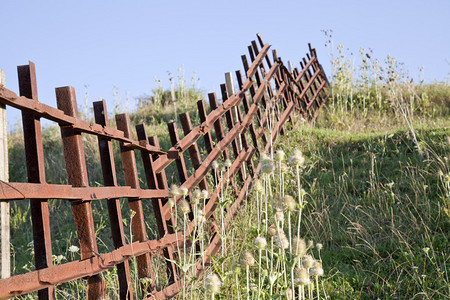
[1,0,449,128]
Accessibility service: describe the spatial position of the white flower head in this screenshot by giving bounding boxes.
[178,199,191,215]
[240,251,255,266]
[274,230,289,249]
[225,159,232,168]
[289,149,305,166]
[309,261,324,277]
[205,273,221,294]
[180,187,188,196]
[68,245,79,253]
[275,150,285,162]
[295,268,311,286]
[170,184,180,197]
[196,210,206,224]
[261,159,274,174]
[274,208,284,223]
[254,236,267,250]
[201,189,209,199]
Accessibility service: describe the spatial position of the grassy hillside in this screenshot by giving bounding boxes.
[6,49,450,299]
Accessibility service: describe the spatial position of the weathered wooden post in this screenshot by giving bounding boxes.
[0,68,10,279]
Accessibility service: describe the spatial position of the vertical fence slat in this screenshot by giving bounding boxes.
[235,69,260,156]
[196,100,213,153]
[146,133,179,285]
[93,101,133,300]
[55,86,105,299]
[179,112,209,191]
[167,121,188,184]
[207,92,231,161]
[241,55,269,146]
[0,69,10,281]
[114,116,156,292]
[18,62,55,299]
[132,119,178,285]
[220,84,244,183]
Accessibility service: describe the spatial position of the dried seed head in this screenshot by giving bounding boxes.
[254,236,267,250]
[282,195,296,211]
[68,245,79,253]
[205,273,221,294]
[232,263,242,274]
[170,184,179,197]
[191,190,201,204]
[316,243,323,251]
[240,251,255,266]
[201,189,209,199]
[195,210,206,224]
[225,159,232,168]
[275,150,285,162]
[168,199,175,208]
[212,160,219,170]
[292,237,307,257]
[261,159,274,174]
[250,283,258,292]
[294,268,311,286]
[178,199,191,215]
[285,288,294,300]
[260,152,270,161]
[253,179,263,193]
[302,254,315,269]
[289,149,305,166]
[274,230,289,249]
[267,224,277,237]
[274,208,284,223]
[309,261,324,277]
[279,162,288,173]
[180,187,188,196]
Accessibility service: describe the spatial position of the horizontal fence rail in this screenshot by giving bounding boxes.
[0,34,329,299]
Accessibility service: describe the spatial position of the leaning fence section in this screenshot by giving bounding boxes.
[0,34,329,299]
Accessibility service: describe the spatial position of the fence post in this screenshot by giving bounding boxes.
[0,69,10,279]
[224,72,244,152]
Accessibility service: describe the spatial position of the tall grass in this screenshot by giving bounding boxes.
[6,40,450,299]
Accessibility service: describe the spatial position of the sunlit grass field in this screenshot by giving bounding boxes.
[7,43,450,299]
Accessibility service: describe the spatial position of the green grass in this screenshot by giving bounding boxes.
[281,114,449,299]
[6,48,450,299]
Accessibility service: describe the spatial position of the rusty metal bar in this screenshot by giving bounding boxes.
[0,232,184,298]
[196,100,213,153]
[116,115,158,291]
[220,83,245,182]
[207,92,230,161]
[241,54,268,145]
[153,44,271,173]
[55,86,105,299]
[179,112,209,191]
[0,90,164,156]
[235,69,260,155]
[167,121,189,183]
[93,101,133,299]
[0,182,169,201]
[135,124,179,285]
[18,62,55,300]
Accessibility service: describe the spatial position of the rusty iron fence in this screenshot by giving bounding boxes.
[0,34,329,299]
